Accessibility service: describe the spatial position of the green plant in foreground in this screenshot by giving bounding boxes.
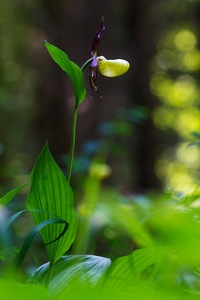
[1,18,200,300]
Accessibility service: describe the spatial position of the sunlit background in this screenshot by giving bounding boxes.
[0,0,200,196]
[151,26,200,193]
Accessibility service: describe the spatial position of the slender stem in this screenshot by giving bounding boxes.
[66,58,92,183]
[67,104,79,183]
[45,261,55,288]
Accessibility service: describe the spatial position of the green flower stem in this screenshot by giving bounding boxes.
[66,58,94,183]
[66,58,92,183]
[45,261,55,288]
[67,104,79,183]
[81,57,93,72]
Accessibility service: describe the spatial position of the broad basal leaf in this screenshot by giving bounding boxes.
[30,255,111,300]
[97,247,164,296]
[27,143,77,263]
[45,41,86,106]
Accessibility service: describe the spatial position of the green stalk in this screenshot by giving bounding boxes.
[67,104,79,183]
[66,58,92,183]
[45,261,55,288]
[81,57,93,72]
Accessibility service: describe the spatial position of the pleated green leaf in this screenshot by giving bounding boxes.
[27,143,77,263]
[30,255,111,299]
[45,41,86,106]
[97,247,164,296]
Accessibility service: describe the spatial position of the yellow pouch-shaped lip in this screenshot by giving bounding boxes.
[97,56,130,77]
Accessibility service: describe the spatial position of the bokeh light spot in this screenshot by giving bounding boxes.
[152,107,174,130]
[183,49,200,71]
[174,108,200,138]
[150,73,171,98]
[176,142,200,168]
[168,172,194,193]
[166,75,198,107]
[175,30,197,51]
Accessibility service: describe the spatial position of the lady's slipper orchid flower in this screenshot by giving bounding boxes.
[89,18,130,98]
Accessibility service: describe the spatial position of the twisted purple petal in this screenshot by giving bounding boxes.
[89,17,105,98]
[91,17,105,57]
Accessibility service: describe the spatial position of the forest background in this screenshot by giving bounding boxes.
[0,0,200,262]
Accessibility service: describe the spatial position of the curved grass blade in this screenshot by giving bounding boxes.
[15,218,69,270]
[44,220,68,246]
[0,210,28,264]
[2,209,68,247]
[45,41,86,106]
[0,183,29,207]
[3,210,27,228]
